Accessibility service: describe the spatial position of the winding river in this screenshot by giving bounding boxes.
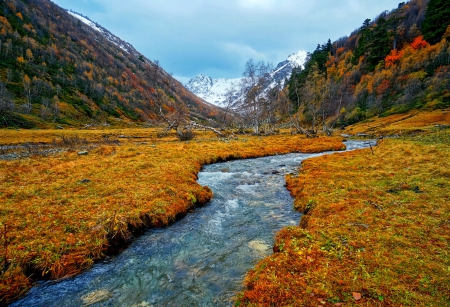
[11,140,374,307]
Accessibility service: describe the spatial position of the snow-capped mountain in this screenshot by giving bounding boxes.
[270,50,307,84]
[186,50,307,107]
[185,75,243,108]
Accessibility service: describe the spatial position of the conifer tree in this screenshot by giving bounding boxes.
[352,19,372,65]
[366,18,391,71]
[422,0,450,44]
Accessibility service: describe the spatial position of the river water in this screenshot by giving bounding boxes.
[11,140,374,307]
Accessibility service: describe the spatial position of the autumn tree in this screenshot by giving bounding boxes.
[302,63,329,134]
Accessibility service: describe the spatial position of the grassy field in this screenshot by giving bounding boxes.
[1,109,448,306]
[0,129,345,305]
[237,110,450,306]
[344,109,450,136]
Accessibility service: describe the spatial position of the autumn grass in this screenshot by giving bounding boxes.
[0,130,344,305]
[0,127,159,145]
[237,131,450,306]
[344,108,450,136]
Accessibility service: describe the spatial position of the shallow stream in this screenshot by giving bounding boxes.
[11,140,374,307]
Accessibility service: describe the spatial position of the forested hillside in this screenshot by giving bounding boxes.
[287,0,450,132]
[0,0,220,128]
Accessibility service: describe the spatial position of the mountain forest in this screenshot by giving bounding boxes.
[0,0,220,132]
[0,0,449,306]
[286,0,450,133]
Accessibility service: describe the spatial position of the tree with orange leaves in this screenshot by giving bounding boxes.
[385,49,404,67]
[410,36,428,50]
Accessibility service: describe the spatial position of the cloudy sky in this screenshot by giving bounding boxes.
[51,0,401,83]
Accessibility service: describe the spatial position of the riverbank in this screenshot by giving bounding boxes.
[0,131,345,306]
[237,129,450,306]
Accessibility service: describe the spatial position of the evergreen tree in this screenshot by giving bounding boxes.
[422,0,450,44]
[366,18,391,71]
[352,19,372,65]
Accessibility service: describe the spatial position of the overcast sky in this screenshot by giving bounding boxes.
[51,0,401,83]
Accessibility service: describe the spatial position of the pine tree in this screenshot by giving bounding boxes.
[422,0,450,44]
[352,19,372,65]
[366,18,391,71]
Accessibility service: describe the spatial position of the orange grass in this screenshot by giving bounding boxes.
[0,127,163,145]
[237,132,450,306]
[0,131,344,305]
[344,108,450,136]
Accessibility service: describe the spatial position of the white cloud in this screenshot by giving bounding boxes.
[52,0,402,79]
[221,42,268,62]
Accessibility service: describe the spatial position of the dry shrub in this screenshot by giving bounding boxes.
[91,145,116,156]
[176,128,195,141]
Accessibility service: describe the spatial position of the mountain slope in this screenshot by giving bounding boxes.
[186,50,307,107]
[0,0,219,128]
[287,0,450,131]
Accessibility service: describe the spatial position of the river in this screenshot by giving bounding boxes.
[10,140,374,307]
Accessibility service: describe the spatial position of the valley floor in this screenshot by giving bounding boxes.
[0,129,343,306]
[1,109,449,306]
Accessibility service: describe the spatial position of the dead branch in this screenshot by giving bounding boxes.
[185,121,225,137]
[368,200,383,211]
[348,223,370,229]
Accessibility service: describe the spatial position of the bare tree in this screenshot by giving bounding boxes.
[238,59,273,134]
[51,95,60,120]
[22,74,33,113]
[221,86,237,129]
[150,87,190,137]
[0,81,14,116]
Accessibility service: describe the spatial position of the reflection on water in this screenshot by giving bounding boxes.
[11,141,374,307]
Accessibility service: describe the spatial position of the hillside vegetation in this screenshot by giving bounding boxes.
[287,0,450,133]
[0,0,219,129]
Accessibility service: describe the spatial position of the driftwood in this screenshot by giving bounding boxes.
[348,223,370,229]
[368,200,383,211]
[185,121,225,137]
[289,124,318,138]
[299,127,318,138]
[435,124,450,130]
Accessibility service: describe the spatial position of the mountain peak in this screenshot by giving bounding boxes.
[287,50,308,68]
[186,50,307,107]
